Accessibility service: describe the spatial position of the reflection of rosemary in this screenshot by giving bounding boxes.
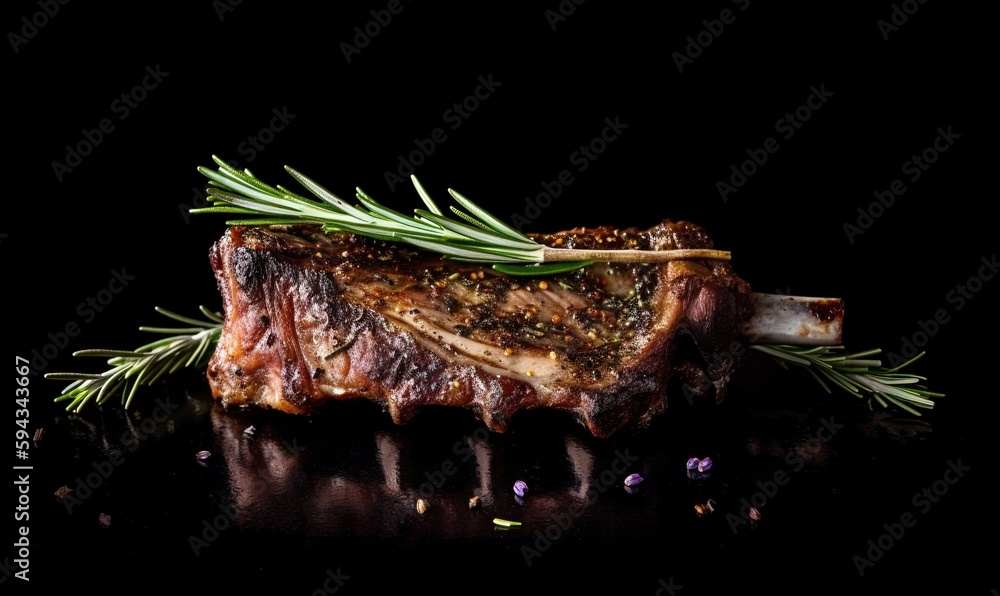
[192,156,730,275]
[751,345,941,416]
[47,307,222,412]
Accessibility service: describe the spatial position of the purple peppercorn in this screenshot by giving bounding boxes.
[686,457,701,470]
[697,457,713,472]
[513,480,528,498]
[624,473,644,487]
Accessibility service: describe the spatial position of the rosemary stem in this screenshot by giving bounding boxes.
[541,247,731,263]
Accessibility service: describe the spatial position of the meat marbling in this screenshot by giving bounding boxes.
[206,221,754,437]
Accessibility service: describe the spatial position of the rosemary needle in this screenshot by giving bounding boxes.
[191,156,730,274]
[43,160,940,416]
[750,345,942,415]
[47,315,941,416]
[45,307,223,412]
[493,518,522,527]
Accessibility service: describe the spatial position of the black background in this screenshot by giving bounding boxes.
[5,1,995,594]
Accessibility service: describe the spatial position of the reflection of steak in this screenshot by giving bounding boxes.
[206,222,754,437]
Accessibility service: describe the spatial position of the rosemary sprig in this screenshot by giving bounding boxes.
[750,345,942,415]
[45,307,223,413]
[44,158,938,417]
[47,307,940,416]
[191,156,731,274]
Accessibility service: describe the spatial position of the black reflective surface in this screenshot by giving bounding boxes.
[36,353,986,594]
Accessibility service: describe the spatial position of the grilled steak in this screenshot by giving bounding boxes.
[206,222,754,437]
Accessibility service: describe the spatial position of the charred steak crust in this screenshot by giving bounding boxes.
[206,222,753,437]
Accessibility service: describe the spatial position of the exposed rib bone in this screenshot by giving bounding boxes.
[743,293,844,345]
